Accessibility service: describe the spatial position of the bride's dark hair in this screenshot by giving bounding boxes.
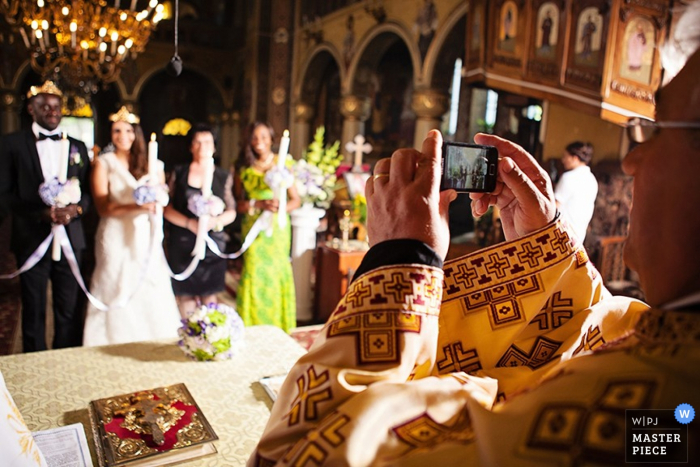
[127,124,148,179]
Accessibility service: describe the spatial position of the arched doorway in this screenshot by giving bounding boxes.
[299,50,342,147]
[352,32,415,160]
[139,68,224,171]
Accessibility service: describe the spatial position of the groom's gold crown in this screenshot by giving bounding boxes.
[109,106,140,125]
[27,80,63,99]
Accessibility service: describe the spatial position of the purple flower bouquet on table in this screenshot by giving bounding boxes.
[38,177,81,207]
[187,194,225,218]
[178,303,245,361]
[133,183,169,206]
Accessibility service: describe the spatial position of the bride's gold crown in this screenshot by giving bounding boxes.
[109,106,140,125]
[27,81,63,99]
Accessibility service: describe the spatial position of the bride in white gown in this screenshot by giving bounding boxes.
[83,107,181,346]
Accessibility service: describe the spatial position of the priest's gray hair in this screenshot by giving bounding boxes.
[661,0,700,84]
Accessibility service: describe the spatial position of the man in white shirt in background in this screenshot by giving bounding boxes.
[554,141,598,241]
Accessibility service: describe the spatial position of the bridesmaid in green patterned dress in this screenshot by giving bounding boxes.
[234,122,301,332]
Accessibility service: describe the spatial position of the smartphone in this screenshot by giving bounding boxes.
[440,142,498,193]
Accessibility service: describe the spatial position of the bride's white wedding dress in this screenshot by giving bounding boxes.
[83,152,181,346]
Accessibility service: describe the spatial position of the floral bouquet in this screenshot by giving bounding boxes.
[263,164,295,191]
[178,303,245,361]
[292,126,342,209]
[352,193,367,225]
[38,177,81,207]
[187,194,225,217]
[133,183,169,206]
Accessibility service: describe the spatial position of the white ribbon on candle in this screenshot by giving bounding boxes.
[276,130,290,228]
[148,133,158,183]
[192,157,214,260]
[53,134,70,261]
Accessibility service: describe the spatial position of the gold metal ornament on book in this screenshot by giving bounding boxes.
[89,383,219,466]
[113,393,184,446]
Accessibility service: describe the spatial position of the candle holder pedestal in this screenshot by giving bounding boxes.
[291,204,325,322]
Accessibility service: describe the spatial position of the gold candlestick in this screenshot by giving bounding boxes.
[339,209,351,251]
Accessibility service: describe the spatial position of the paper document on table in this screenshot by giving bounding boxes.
[259,374,288,403]
[33,423,94,467]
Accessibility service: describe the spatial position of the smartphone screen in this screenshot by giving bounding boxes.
[440,142,498,193]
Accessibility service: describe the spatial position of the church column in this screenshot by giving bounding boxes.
[230,111,241,167]
[218,110,234,170]
[1,90,21,135]
[411,88,449,149]
[291,102,314,159]
[339,95,371,163]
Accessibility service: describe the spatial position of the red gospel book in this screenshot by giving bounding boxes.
[88,383,218,466]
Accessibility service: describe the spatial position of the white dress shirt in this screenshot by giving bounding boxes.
[32,122,64,182]
[554,165,598,242]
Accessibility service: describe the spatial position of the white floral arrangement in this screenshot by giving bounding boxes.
[133,183,169,206]
[178,303,245,361]
[293,126,342,209]
[187,194,225,217]
[38,177,81,207]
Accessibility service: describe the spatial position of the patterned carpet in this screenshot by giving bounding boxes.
[0,217,21,356]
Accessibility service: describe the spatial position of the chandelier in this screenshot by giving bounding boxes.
[1,0,164,95]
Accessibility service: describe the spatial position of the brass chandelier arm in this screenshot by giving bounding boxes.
[2,0,164,94]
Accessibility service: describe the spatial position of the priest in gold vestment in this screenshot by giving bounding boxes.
[248,11,700,465]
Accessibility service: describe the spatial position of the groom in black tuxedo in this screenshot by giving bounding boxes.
[0,81,91,352]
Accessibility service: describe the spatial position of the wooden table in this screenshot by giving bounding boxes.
[314,241,367,322]
[0,325,306,467]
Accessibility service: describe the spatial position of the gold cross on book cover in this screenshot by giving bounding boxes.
[88,383,218,466]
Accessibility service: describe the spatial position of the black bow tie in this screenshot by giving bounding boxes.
[38,133,61,141]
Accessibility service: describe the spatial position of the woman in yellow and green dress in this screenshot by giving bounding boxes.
[234,122,301,332]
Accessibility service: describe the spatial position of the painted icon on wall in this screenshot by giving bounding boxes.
[535,2,559,60]
[498,1,518,53]
[620,17,655,85]
[574,7,603,67]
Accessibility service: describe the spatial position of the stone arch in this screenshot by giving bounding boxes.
[294,43,344,104]
[137,67,225,171]
[132,62,229,108]
[295,44,343,145]
[422,2,468,90]
[344,21,422,95]
[9,60,33,90]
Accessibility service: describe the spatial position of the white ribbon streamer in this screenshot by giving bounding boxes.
[1,214,162,313]
[0,230,54,279]
[167,210,274,281]
[192,214,209,259]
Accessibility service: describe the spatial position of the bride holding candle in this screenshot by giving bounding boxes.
[164,123,237,317]
[83,107,180,346]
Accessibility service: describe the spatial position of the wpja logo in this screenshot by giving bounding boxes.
[625,404,694,463]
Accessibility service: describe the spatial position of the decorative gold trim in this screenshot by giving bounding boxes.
[109,106,141,124]
[26,81,63,99]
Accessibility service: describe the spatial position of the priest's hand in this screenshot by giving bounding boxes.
[365,130,456,259]
[469,133,556,241]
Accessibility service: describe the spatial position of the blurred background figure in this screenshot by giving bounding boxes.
[554,141,598,241]
[83,107,180,346]
[164,124,237,317]
[234,122,300,332]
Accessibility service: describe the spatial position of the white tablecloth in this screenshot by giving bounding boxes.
[0,325,307,466]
